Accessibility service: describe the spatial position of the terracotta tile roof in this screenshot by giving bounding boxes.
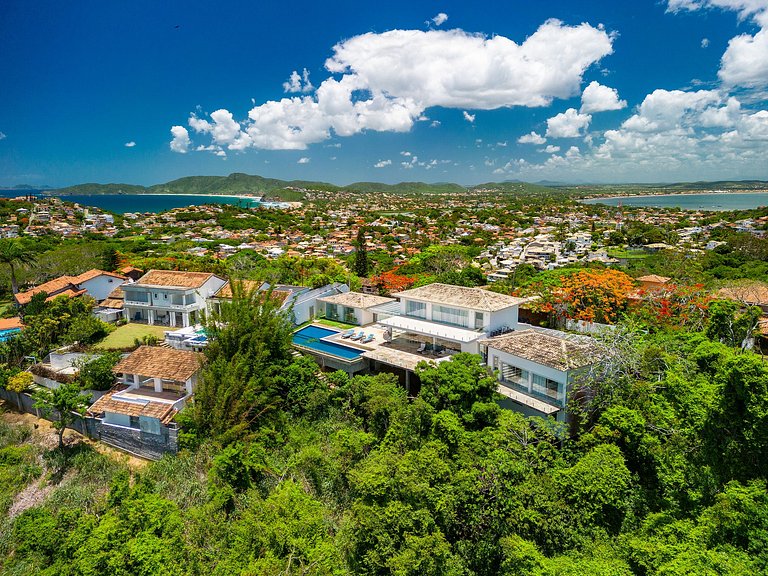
[113,346,204,381]
[14,277,80,305]
[134,270,219,289]
[482,329,600,371]
[88,385,177,424]
[393,283,527,312]
[636,274,671,284]
[317,291,395,309]
[52,288,88,300]
[72,269,127,283]
[120,266,143,274]
[99,298,124,309]
[14,269,124,305]
[0,317,23,330]
[107,285,125,299]
[716,283,768,306]
[213,279,262,299]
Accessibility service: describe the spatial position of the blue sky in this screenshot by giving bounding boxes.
[1,0,767,187]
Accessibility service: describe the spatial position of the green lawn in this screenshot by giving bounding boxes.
[95,323,170,350]
[315,318,357,329]
[607,247,648,260]
[0,300,13,317]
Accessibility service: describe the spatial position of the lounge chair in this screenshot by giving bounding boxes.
[340,328,355,339]
[362,334,374,344]
[350,331,365,341]
[416,342,426,353]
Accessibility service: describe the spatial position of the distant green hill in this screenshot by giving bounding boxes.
[51,173,767,201]
[470,181,564,195]
[50,182,147,195]
[344,181,467,194]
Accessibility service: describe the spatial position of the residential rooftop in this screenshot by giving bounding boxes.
[317,291,395,309]
[133,270,219,289]
[113,346,204,382]
[482,329,600,371]
[89,385,177,424]
[393,283,527,312]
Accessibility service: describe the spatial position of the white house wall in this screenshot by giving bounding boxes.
[488,347,569,408]
[79,275,126,302]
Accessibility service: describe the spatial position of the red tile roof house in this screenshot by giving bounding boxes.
[122,270,227,328]
[88,346,204,459]
[14,269,128,306]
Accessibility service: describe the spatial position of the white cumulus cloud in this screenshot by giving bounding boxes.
[124,141,136,147]
[580,81,627,113]
[374,159,392,168]
[283,68,314,93]
[0,132,7,141]
[546,108,592,137]
[297,157,310,164]
[169,126,191,153]
[667,0,768,88]
[173,19,614,151]
[518,131,546,144]
[463,111,476,123]
[432,13,449,26]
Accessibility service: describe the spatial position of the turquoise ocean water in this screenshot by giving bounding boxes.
[582,192,768,211]
[0,190,273,214]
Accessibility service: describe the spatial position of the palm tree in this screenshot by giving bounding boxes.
[0,239,36,294]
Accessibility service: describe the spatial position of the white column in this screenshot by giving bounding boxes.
[148,309,155,325]
[133,374,141,388]
[182,313,189,328]
[153,377,163,393]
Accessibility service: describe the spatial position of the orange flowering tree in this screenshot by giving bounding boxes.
[533,269,635,325]
[631,283,710,331]
[372,268,415,295]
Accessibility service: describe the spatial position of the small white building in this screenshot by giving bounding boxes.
[482,329,600,421]
[89,346,204,435]
[317,292,397,325]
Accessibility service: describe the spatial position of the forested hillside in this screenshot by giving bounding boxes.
[1,287,766,575]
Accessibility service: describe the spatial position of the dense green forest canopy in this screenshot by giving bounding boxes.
[1,282,767,574]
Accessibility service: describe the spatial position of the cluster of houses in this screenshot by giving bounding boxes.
[12,263,768,460]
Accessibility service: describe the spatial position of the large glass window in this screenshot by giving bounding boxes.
[125,290,148,303]
[326,303,339,320]
[432,305,469,327]
[405,300,427,318]
[500,363,529,386]
[532,374,562,402]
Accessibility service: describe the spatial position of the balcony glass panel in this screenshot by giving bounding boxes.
[432,305,469,328]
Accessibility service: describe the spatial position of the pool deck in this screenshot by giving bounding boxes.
[307,323,455,372]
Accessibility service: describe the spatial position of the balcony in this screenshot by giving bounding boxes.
[124,300,199,311]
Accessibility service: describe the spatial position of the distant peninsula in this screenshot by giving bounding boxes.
[39,173,768,202]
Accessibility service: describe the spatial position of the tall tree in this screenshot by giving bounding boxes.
[0,238,36,294]
[354,228,369,278]
[101,247,120,272]
[33,381,90,449]
[187,282,295,441]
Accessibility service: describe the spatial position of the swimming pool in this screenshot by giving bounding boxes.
[0,328,21,342]
[292,325,363,360]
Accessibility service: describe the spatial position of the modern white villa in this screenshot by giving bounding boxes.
[123,270,227,328]
[292,282,603,421]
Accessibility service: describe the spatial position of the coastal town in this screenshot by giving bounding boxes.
[4,0,768,572]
